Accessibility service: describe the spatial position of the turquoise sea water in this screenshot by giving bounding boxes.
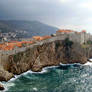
[2,63,92,92]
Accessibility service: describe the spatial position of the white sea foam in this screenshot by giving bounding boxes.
[0,65,61,92]
[0,69,47,91]
[33,87,38,91]
[0,82,15,92]
[9,70,33,82]
[60,63,71,66]
[29,65,59,74]
[84,62,92,66]
[60,62,92,66]
[0,70,32,92]
[32,69,47,74]
[2,61,92,91]
[83,58,92,66]
[2,61,92,92]
[60,63,81,66]
[44,65,59,69]
[89,59,92,61]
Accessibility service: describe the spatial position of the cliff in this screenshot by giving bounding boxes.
[0,37,92,81]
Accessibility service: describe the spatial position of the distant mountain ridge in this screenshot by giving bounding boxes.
[0,20,58,38]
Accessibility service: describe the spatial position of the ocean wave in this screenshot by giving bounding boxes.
[2,61,92,92]
[89,59,92,61]
[60,63,81,66]
[0,82,15,92]
[32,69,47,74]
[33,87,38,91]
[1,66,59,92]
[30,66,59,74]
[83,58,92,66]
[84,62,92,66]
[60,60,92,67]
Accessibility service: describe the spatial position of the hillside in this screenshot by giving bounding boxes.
[0,20,58,38]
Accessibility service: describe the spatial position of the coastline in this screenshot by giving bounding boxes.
[0,37,91,81]
[0,36,92,91]
[1,60,92,92]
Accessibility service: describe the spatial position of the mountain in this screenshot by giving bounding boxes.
[0,20,58,38]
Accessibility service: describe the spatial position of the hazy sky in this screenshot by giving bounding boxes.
[0,0,92,33]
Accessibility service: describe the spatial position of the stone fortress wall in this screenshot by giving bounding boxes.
[0,47,27,67]
[0,29,92,67]
[56,29,92,44]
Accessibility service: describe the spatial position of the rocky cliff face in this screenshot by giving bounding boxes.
[0,38,91,81]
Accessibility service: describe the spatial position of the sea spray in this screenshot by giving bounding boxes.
[84,59,92,66]
[0,66,53,92]
[84,62,92,66]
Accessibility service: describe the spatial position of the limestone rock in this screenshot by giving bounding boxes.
[0,38,91,81]
[0,84,4,90]
[0,68,14,81]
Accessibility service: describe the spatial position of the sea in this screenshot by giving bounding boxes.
[1,61,92,92]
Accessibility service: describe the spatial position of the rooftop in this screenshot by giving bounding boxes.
[57,29,87,34]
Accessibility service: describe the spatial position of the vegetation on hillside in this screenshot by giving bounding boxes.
[0,20,58,38]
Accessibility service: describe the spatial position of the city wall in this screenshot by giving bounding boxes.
[56,31,92,44]
[0,32,92,68]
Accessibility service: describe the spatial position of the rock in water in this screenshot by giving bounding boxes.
[0,84,4,90]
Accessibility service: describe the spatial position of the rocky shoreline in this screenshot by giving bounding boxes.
[0,84,4,90]
[0,37,92,90]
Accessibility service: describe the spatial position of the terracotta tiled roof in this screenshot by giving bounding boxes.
[57,29,87,34]
[41,35,51,40]
[57,29,74,33]
[82,30,86,33]
[33,36,42,41]
[0,41,34,50]
[33,35,51,41]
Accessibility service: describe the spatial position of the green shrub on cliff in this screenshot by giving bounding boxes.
[62,38,73,58]
[13,52,23,62]
[82,40,92,49]
[87,40,92,45]
[63,38,73,48]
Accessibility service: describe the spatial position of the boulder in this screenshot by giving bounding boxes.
[0,84,4,90]
[0,68,14,81]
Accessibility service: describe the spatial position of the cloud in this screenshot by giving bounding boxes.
[59,0,74,3]
[0,0,92,33]
[79,2,92,10]
[59,25,84,31]
[59,0,68,3]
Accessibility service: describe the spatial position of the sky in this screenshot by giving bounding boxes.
[0,0,92,33]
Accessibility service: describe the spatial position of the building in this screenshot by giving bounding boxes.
[56,29,92,44]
